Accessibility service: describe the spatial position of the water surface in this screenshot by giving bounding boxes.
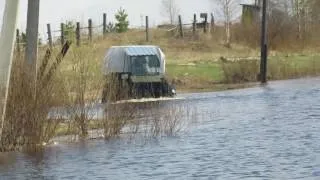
[1,78,320,179]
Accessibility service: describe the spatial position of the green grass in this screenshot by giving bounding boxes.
[221,55,320,83]
[55,120,103,137]
[165,55,320,86]
[166,62,223,82]
[271,55,320,67]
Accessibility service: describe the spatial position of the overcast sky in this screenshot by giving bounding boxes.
[0,0,252,39]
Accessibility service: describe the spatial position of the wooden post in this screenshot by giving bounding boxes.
[145,16,149,42]
[47,23,53,48]
[193,14,196,36]
[211,13,215,33]
[204,15,208,33]
[60,23,65,46]
[178,15,183,38]
[88,18,92,42]
[103,13,107,36]
[38,49,51,80]
[76,22,81,47]
[16,29,20,53]
[42,41,71,88]
[260,0,268,83]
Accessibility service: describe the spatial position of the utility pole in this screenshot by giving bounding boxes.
[259,0,268,83]
[25,0,40,80]
[0,0,20,143]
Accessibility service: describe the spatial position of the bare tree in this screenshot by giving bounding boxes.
[288,0,312,39]
[309,0,320,22]
[214,0,238,47]
[161,0,180,24]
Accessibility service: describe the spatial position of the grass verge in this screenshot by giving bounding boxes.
[165,55,320,92]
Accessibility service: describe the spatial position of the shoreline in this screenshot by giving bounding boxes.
[174,75,320,94]
[175,82,259,94]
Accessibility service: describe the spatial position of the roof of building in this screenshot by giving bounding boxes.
[110,45,160,56]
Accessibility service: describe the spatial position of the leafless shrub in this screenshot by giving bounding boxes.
[0,50,69,152]
[221,59,259,83]
[61,45,104,139]
[101,101,197,142]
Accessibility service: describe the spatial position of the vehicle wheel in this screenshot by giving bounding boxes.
[153,83,162,98]
[101,82,109,103]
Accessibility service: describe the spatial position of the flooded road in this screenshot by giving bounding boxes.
[1,77,320,179]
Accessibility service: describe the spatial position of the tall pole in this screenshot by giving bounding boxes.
[25,0,40,78]
[260,0,268,83]
[0,0,20,142]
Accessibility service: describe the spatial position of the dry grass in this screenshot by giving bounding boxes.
[221,56,320,83]
[51,100,196,143]
[58,27,320,89]
[101,101,197,140]
[0,54,68,152]
[69,28,258,65]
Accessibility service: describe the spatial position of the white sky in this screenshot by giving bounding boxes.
[0,0,252,40]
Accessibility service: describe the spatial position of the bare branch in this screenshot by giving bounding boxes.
[161,0,180,24]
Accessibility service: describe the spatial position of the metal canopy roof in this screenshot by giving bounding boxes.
[124,46,159,56]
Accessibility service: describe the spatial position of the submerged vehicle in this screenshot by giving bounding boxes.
[101,45,176,103]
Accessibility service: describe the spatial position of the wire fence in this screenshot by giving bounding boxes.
[14,12,216,51]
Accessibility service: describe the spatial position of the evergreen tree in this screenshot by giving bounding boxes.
[115,7,129,33]
[64,21,76,42]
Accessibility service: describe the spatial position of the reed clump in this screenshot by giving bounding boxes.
[102,101,197,140]
[0,60,66,151]
[61,46,103,138]
[0,42,71,152]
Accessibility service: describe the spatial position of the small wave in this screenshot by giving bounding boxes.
[111,97,185,104]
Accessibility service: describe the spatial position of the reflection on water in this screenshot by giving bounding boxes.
[1,78,320,179]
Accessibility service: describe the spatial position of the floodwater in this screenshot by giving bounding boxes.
[1,77,320,179]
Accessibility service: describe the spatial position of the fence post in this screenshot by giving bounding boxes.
[204,15,208,33]
[211,13,215,33]
[193,14,196,36]
[146,16,149,42]
[16,29,20,53]
[178,15,184,38]
[88,18,92,42]
[60,23,65,46]
[76,22,81,47]
[47,23,53,48]
[103,13,107,36]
